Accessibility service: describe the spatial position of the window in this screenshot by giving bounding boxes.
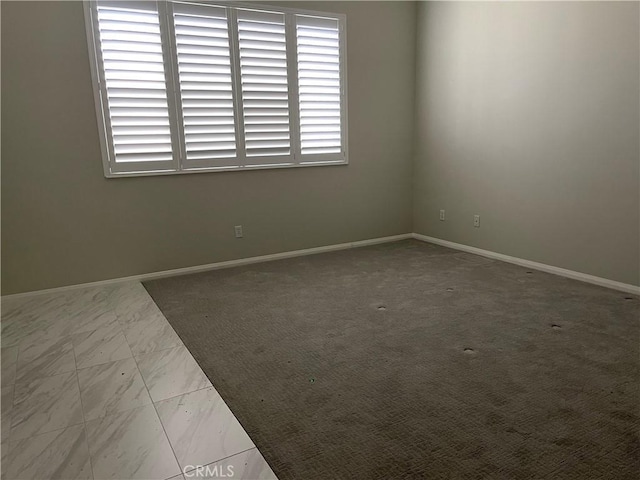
[84,1,347,177]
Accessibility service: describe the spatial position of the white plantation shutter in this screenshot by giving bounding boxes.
[93,1,178,173]
[236,9,292,161]
[86,1,347,176]
[296,15,343,158]
[171,3,238,167]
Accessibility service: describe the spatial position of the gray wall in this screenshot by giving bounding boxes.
[3,1,639,294]
[413,1,640,286]
[1,1,417,294]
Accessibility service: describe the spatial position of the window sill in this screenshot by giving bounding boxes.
[104,159,349,179]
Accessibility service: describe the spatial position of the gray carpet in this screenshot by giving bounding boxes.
[144,240,639,479]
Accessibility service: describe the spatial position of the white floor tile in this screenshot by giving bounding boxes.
[184,448,277,480]
[72,322,132,369]
[1,383,13,417]
[107,282,155,319]
[11,371,83,441]
[123,316,183,355]
[85,404,181,480]
[156,387,254,471]
[136,346,211,402]
[115,292,165,327]
[0,282,277,480]
[1,440,9,480]
[68,308,119,338]
[5,424,92,480]
[1,347,18,387]
[15,336,76,383]
[78,357,151,421]
[1,414,11,444]
[3,293,113,350]
[1,383,14,443]
[1,295,67,348]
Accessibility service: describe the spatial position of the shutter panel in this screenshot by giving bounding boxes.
[95,2,176,167]
[237,9,292,159]
[172,3,237,164]
[296,15,342,156]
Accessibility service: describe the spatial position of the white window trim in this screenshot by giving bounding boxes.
[84,0,348,178]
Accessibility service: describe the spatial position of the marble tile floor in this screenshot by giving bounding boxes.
[0,282,277,480]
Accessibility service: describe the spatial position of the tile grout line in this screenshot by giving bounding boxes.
[8,344,19,440]
[117,309,185,359]
[2,289,142,479]
[3,357,18,478]
[7,355,83,447]
[151,384,213,407]
[130,342,184,478]
[8,330,40,446]
[132,281,249,478]
[3,283,249,479]
[137,283,269,475]
[74,331,135,373]
[130,342,185,359]
[5,423,77,439]
[182,447,257,476]
[70,333,96,480]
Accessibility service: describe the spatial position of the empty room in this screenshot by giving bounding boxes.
[1,0,638,479]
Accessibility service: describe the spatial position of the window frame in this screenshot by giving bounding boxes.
[84,0,348,178]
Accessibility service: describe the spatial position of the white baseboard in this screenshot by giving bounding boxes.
[4,232,638,300]
[413,233,640,295]
[1,233,413,300]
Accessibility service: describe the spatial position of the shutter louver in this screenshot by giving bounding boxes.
[237,10,292,158]
[173,4,237,162]
[89,3,346,176]
[96,4,174,164]
[296,16,342,156]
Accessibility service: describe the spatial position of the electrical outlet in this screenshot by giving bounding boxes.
[439,210,445,221]
[234,225,243,238]
[473,215,480,228]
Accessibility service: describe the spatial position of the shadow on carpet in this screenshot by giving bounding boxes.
[144,240,639,479]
